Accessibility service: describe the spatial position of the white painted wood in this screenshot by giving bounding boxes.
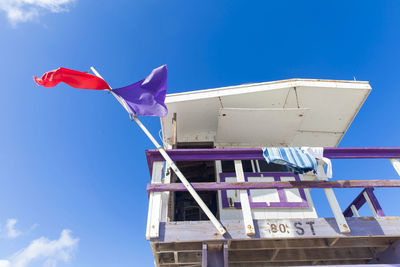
[215,108,309,146]
[280,176,302,203]
[218,173,318,221]
[225,177,240,206]
[248,176,279,205]
[160,161,171,222]
[161,79,371,147]
[146,161,164,240]
[157,217,400,242]
[351,205,360,217]
[165,79,371,103]
[255,160,261,173]
[234,160,255,236]
[363,191,378,217]
[324,188,351,233]
[317,164,350,233]
[390,158,400,176]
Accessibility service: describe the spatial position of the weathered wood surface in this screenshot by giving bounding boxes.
[146,147,400,162]
[146,161,164,240]
[370,240,400,264]
[152,217,400,243]
[154,236,399,253]
[145,147,400,175]
[234,160,255,236]
[147,179,400,193]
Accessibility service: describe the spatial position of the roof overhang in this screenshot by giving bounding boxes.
[161,79,371,148]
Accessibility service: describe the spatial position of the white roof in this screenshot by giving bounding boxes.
[161,79,371,148]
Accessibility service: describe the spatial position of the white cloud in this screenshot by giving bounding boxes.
[0,229,79,267]
[0,0,75,26]
[5,219,22,239]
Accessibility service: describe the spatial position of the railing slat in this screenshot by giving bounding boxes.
[146,148,400,176]
[147,180,400,193]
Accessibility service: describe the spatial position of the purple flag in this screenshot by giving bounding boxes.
[112,65,168,117]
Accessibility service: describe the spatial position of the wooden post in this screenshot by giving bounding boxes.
[146,161,164,239]
[317,164,350,233]
[350,205,360,217]
[202,243,207,267]
[172,113,177,149]
[363,191,378,217]
[90,67,226,236]
[234,160,255,236]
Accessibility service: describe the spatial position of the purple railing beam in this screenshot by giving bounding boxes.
[343,188,386,217]
[147,179,400,193]
[145,147,400,175]
[365,188,386,217]
[343,188,369,217]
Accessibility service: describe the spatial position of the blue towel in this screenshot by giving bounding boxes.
[262,147,318,174]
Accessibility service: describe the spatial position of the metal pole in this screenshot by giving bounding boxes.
[90,67,226,236]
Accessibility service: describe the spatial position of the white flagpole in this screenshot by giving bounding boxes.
[90,67,227,236]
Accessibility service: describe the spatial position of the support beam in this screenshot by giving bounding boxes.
[363,189,386,217]
[364,191,378,217]
[343,188,385,218]
[390,158,400,176]
[370,240,400,264]
[324,187,350,233]
[156,217,400,242]
[350,205,360,217]
[146,147,400,174]
[223,242,229,267]
[202,243,228,267]
[202,243,207,267]
[146,161,165,240]
[147,179,400,193]
[234,160,255,236]
[319,165,350,233]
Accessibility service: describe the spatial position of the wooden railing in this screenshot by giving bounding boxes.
[145,148,400,240]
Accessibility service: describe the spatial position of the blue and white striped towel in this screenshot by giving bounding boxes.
[262,147,318,174]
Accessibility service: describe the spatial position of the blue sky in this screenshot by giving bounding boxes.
[0,1,400,266]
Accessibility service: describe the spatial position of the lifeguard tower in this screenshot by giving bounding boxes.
[145,79,400,266]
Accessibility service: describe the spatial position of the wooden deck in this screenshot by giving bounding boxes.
[150,217,400,266]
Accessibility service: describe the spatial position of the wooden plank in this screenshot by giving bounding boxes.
[202,243,207,267]
[145,148,400,170]
[318,165,350,234]
[228,260,367,267]
[147,179,400,192]
[178,251,203,264]
[156,242,202,252]
[365,188,386,217]
[363,191,378,217]
[271,249,280,261]
[146,161,165,240]
[229,237,398,251]
[324,187,350,233]
[223,242,228,267]
[234,160,255,236]
[327,237,340,247]
[370,240,400,264]
[351,204,360,217]
[158,252,175,264]
[333,237,399,248]
[161,161,171,223]
[228,247,374,263]
[155,217,400,242]
[390,158,400,176]
[154,237,399,254]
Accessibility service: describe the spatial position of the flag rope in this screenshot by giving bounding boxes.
[90,67,227,236]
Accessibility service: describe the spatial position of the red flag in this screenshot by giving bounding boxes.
[34,67,110,90]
